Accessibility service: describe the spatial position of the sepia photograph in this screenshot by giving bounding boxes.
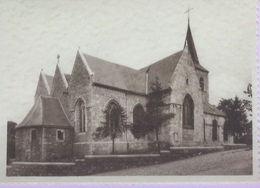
[1,0,257,183]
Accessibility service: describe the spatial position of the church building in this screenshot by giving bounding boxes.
[15,20,232,161]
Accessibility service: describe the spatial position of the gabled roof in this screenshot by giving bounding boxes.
[203,102,226,117]
[185,21,208,73]
[83,54,146,94]
[139,51,183,92]
[16,96,73,129]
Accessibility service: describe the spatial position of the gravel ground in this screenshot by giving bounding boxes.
[94,149,252,176]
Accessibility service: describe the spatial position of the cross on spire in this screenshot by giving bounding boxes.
[184,7,193,23]
[57,54,60,63]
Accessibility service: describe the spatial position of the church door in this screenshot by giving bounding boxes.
[212,120,218,141]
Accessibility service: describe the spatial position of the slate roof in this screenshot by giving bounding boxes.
[64,74,71,83]
[203,102,226,117]
[139,51,183,92]
[45,74,54,90]
[84,54,146,94]
[185,21,208,73]
[16,96,73,129]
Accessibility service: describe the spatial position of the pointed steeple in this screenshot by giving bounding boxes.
[184,18,200,65]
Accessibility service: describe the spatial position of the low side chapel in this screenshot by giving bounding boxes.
[15,19,232,161]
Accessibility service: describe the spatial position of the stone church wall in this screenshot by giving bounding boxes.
[16,128,43,162]
[42,128,73,161]
[169,46,204,145]
[89,85,148,155]
[204,113,225,145]
[195,70,209,103]
[68,53,93,147]
[15,127,73,162]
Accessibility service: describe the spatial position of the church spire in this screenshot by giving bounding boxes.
[184,13,200,65]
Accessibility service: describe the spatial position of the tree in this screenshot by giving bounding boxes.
[92,103,131,154]
[217,96,249,143]
[144,77,175,153]
[243,83,252,116]
[242,83,252,147]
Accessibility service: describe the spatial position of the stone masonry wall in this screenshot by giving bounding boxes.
[204,113,225,145]
[43,128,73,161]
[15,127,73,162]
[195,70,209,103]
[91,86,147,148]
[169,45,204,145]
[73,85,149,156]
[68,53,93,145]
[15,128,43,162]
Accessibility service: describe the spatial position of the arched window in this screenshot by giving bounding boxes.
[200,77,204,91]
[76,99,86,133]
[106,101,120,131]
[133,104,145,137]
[212,120,218,141]
[183,95,194,129]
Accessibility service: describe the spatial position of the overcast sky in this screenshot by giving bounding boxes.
[0,0,256,124]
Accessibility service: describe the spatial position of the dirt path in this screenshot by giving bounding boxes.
[94,149,252,176]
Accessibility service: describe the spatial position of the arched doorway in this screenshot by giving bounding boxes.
[212,120,218,141]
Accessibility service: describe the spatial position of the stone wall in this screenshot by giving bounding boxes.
[68,52,93,145]
[15,127,73,162]
[7,146,230,176]
[16,128,43,162]
[43,128,73,161]
[169,45,204,145]
[195,70,209,103]
[204,113,225,145]
[72,84,149,156]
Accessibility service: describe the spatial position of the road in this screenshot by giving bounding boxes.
[94,149,252,176]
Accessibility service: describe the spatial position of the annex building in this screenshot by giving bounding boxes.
[15,20,232,162]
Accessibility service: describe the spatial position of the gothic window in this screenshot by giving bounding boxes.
[200,77,204,91]
[76,99,86,133]
[106,101,120,132]
[183,95,194,129]
[133,104,145,136]
[212,120,218,141]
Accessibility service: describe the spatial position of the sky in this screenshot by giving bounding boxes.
[0,0,256,124]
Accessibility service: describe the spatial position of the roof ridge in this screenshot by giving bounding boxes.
[138,50,183,71]
[83,53,138,71]
[78,51,95,75]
